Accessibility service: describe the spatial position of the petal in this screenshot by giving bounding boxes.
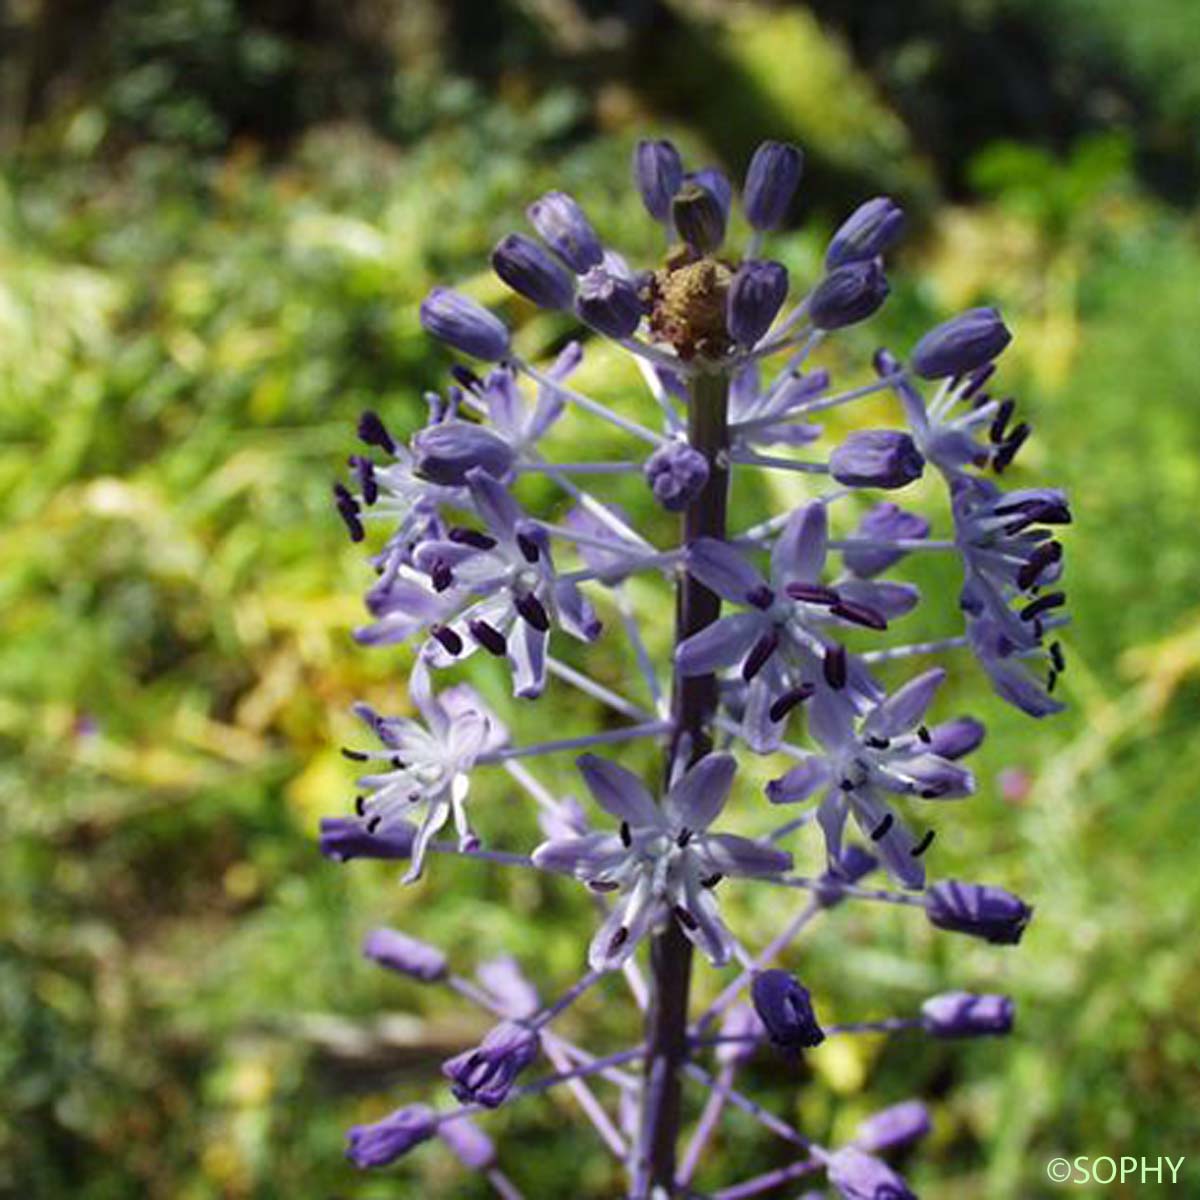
[772,501,827,584]
[576,754,659,826]
[554,579,603,642]
[864,669,946,740]
[678,873,734,966]
[447,711,490,764]
[816,789,848,867]
[466,467,522,541]
[675,613,763,676]
[836,579,920,620]
[664,752,737,831]
[850,794,925,890]
[532,833,628,878]
[509,619,547,699]
[807,687,856,752]
[765,757,831,804]
[686,539,767,604]
[698,832,792,878]
[587,875,658,971]
[403,800,451,884]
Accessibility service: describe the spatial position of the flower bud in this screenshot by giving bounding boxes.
[911,306,1011,379]
[809,260,889,330]
[412,420,516,485]
[576,267,644,339]
[362,928,448,983]
[633,139,684,221]
[854,1100,931,1154]
[825,196,905,269]
[830,430,925,489]
[925,880,1032,944]
[319,817,415,862]
[443,1022,540,1108]
[727,259,789,347]
[346,1104,438,1167]
[751,970,825,1052]
[491,233,575,309]
[644,440,710,511]
[687,167,733,220]
[743,140,803,230]
[921,991,1014,1038]
[843,502,930,578]
[526,190,603,273]
[827,1146,917,1200]
[927,716,986,760]
[672,182,727,255]
[438,1117,496,1170]
[419,288,510,361]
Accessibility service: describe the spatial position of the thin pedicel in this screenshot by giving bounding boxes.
[325,135,1069,1197]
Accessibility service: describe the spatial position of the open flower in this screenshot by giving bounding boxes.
[345,660,507,882]
[767,669,976,888]
[533,753,791,970]
[413,468,601,696]
[676,502,910,751]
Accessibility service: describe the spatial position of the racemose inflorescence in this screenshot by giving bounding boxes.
[322,136,1068,1199]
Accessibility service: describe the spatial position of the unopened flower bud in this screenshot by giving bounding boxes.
[633,139,684,221]
[576,267,644,339]
[438,1117,496,1169]
[921,991,1015,1038]
[443,1022,540,1108]
[645,440,710,511]
[672,182,727,255]
[809,260,889,330]
[854,1100,931,1154]
[346,1104,438,1168]
[911,306,1011,379]
[827,1146,917,1200]
[491,233,575,309]
[925,880,1032,944]
[526,190,603,273]
[727,259,789,347]
[830,430,925,489]
[751,969,825,1052]
[420,288,510,361]
[743,140,803,231]
[825,196,905,269]
[412,420,515,485]
[362,928,448,982]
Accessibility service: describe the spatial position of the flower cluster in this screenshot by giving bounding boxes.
[324,135,1069,1197]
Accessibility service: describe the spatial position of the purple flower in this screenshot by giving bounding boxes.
[438,1116,496,1169]
[830,430,925,490]
[527,190,604,273]
[768,669,976,889]
[343,660,506,881]
[474,350,578,455]
[318,816,416,862]
[491,232,575,310]
[533,753,791,970]
[925,880,1032,944]
[645,440,710,511]
[362,928,449,982]
[842,502,930,578]
[414,469,602,697]
[412,420,516,485]
[676,503,890,752]
[420,288,510,361]
[728,362,827,452]
[921,991,1015,1038]
[672,181,727,254]
[347,1104,438,1167]
[826,1146,917,1199]
[443,1021,540,1108]
[854,1101,931,1154]
[810,261,889,330]
[576,267,644,339]
[825,197,906,270]
[633,139,684,221]
[743,140,804,231]
[911,306,1011,379]
[727,260,789,348]
[751,970,825,1053]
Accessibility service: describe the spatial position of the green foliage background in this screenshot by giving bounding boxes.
[3,2,1199,1196]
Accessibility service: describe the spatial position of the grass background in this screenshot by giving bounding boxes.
[3,1,1200,1196]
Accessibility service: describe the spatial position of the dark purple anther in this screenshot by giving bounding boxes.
[448,527,498,551]
[823,644,847,689]
[357,409,395,454]
[515,592,550,633]
[469,619,508,657]
[768,684,815,723]
[742,629,780,681]
[432,624,463,656]
[333,482,365,542]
